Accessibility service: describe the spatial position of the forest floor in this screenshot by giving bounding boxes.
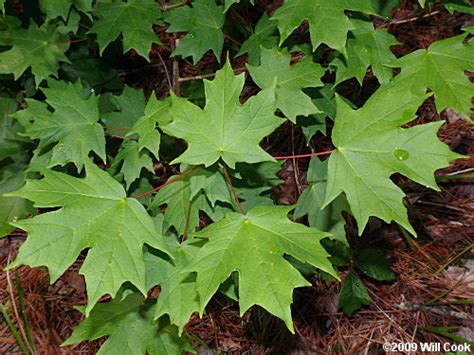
[1,1,473,353]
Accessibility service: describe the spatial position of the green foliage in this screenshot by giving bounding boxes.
[13,80,106,169]
[324,86,461,236]
[63,290,192,354]
[165,0,224,63]
[338,271,371,316]
[247,47,325,122]
[0,17,70,85]
[393,32,473,121]
[0,0,470,352]
[188,205,337,333]
[5,161,170,315]
[332,18,399,85]
[237,14,278,65]
[89,0,162,59]
[271,0,378,53]
[39,0,93,21]
[161,59,284,168]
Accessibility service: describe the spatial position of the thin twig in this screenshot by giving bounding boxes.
[105,133,130,140]
[172,36,181,95]
[273,149,335,160]
[389,10,441,25]
[102,125,131,131]
[157,52,173,91]
[178,67,247,83]
[223,165,244,215]
[133,166,197,199]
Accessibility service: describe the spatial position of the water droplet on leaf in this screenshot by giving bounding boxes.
[189,32,196,38]
[394,149,409,161]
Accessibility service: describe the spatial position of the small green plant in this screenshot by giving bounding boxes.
[0,0,472,352]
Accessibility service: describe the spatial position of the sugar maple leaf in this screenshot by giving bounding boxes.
[294,158,348,242]
[323,86,461,236]
[187,205,337,332]
[128,93,168,160]
[145,240,201,334]
[332,19,399,85]
[0,17,70,85]
[39,0,93,20]
[111,140,153,189]
[152,175,207,237]
[224,0,254,12]
[392,33,473,121]
[165,0,224,63]
[162,59,284,168]
[237,13,279,65]
[12,80,105,169]
[271,0,378,53]
[6,161,170,315]
[89,0,161,59]
[63,291,192,354]
[247,47,325,122]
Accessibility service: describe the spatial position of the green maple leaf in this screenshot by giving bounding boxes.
[63,290,192,354]
[237,13,279,65]
[0,165,35,238]
[128,93,169,160]
[0,17,70,85]
[6,161,170,314]
[323,86,461,236]
[39,0,93,20]
[224,0,254,12]
[162,59,283,168]
[392,33,473,121]
[152,173,207,237]
[145,239,201,334]
[332,19,399,85]
[102,86,147,136]
[89,0,162,59]
[271,0,378,53]
[165,0,224,63]
[248,47,325,122]
[111,140,153,189]
[13,80,106,169]
[188,205,337,332]
[294,158,348,242]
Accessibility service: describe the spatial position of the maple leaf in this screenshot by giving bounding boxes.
[271,0,378,53]
[39,0,93,21]
[145,239,201,334]
[248,47,325,122]
[187,205,337,332]
[128,93,170,160]
[152,174,207,237]
[332,19,399,85]
[6,161,170,314]
[0,164,35,238]
[237,13,279,65]
[294,158,348,242]
[162,59,284,168]
[392,33,473,121]
[63,290,192,354]
[0,17,70,85]
[89,0,161,59]
[323,86,461,236]
[12,80,105,169]
[165,0,224,63]
[111,140,153,189]
[102,86,147,136]
[224,0,254,12]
